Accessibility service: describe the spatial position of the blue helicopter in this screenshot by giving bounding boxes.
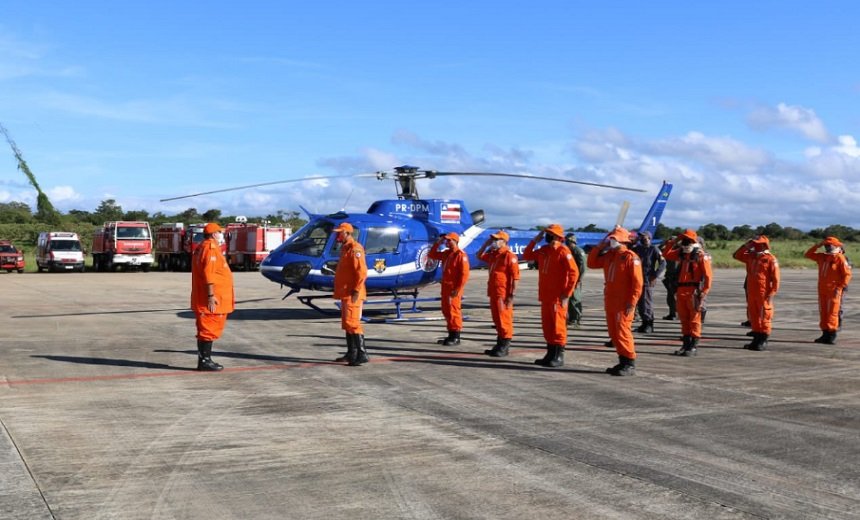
[163,166,671,317]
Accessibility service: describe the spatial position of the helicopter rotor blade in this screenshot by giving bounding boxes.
[159,173,379,202]
[428,171,647,193]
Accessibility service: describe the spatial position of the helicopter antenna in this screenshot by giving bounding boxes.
[340,188,354,211]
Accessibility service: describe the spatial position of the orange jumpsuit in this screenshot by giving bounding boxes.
[805,245,852,332]
[429,243,470,331]
[478,246,520,340]
[587,246,643,359]
[191,237,235,341]
[663,244,712,339]
[733,248,780,334]
[523,240,578,345]
[333,237,367,334]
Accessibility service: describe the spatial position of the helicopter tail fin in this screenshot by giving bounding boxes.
[636,181,672,237]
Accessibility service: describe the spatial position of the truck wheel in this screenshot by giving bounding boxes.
[37,263,44,273]
[142,264,150,273]
[17,269,24,274]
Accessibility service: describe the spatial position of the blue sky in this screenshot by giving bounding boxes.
[2,1,859,230]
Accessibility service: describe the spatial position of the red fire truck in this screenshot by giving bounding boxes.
[225,220,290,270]
[91,221,154,272]
[155,222,205,271]
[0,239,25,273]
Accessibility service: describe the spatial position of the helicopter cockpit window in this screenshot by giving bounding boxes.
[281,221,334,257]
[329,228,361,256]
[364,227,400,254]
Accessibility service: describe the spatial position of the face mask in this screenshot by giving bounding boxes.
[825,245,839,254]
[214,232,225,246]
[490,240,501,250]
[681,243,694,254]
[608,238,620,249]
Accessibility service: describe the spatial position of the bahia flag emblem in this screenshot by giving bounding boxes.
[440,202,461,223]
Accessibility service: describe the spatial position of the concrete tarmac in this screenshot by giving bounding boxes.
[0,268,858,520]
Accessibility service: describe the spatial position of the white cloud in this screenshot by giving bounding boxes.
[47,185,82,202]
[747,102,830,143]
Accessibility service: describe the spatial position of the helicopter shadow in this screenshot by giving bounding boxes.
[31,354,192,371]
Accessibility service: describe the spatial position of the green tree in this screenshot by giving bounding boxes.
[1,123,61,225]
[123,209,150,221]
[175,208,200,223]
[576,223,608,233]
[0,201,34,223]
[731,225,754,239]
[94,199,124,222]
[698,223,731,241]
[201,209,222,222]
[67,209,97,224]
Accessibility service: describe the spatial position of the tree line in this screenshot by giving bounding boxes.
[2,198,858,244]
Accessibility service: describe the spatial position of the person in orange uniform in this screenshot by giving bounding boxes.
[332,222,369,365]
[587,227,643,376]
[522,224,578,367]
[429,232,470,346]
[662,229,712,356]
[190,223,235,371]
[805,236,852,345]
[477,230,520,357]
[732,235,780,351]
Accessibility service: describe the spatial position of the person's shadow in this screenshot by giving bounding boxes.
[31,355,192,371]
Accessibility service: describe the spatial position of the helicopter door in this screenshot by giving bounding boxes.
[363,226,401,278]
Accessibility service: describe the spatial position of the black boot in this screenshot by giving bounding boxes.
[535,345,554,365]
[642,320,654,333]
[197,340,223,371]
[635,321,648,333]
[485,337,502,356]
[336,334,354,362]
[752,333,769,351]
[674,336,697,356]
[544,345,564,367]
[486,338,510,357]
[744,332,763,350]
[349,334,369,366]
[607,355,635,376]
[603,339,614,348]
[814,331,831,344]
[442,330,461,346]
[741,320,751,327]
[816,331,837,345]
[662,313,676,320]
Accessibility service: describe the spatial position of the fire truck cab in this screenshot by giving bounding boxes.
[0,239,26,273]
[36,232,85,272]
[91,221,154,272]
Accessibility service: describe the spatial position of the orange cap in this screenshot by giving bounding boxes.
[679,228,698,242]
[544,223,565,238]
[204,222,223,234]
[823,236,843,247]
[607,226,631,243]
[751,235,770,247]
[333,222,354,233]
[443,232,460,242]
[490,230,509,242]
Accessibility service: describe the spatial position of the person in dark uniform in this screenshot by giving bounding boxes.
[564,233,587,329]
[662,245,679,321]
[632,231,666,333]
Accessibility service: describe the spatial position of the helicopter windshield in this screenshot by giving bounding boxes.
[281,221,334,257]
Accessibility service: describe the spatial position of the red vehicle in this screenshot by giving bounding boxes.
[225,221,290,270]
[156,223,204,271]
[0,240,25,273]
[91,221,154,272]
